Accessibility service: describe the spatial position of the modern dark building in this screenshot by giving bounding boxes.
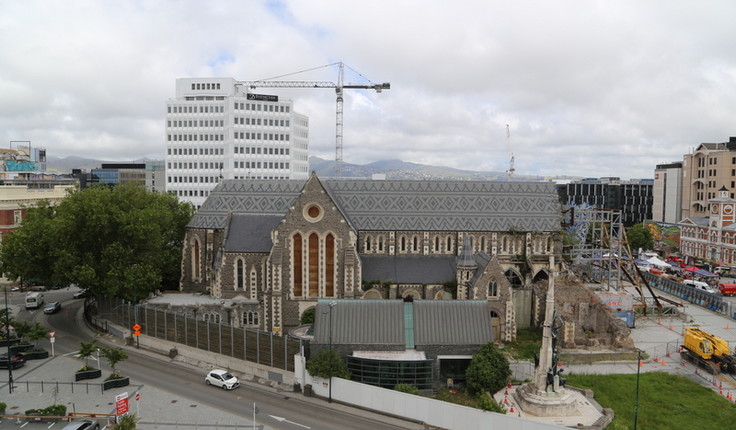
[557,177,653,227]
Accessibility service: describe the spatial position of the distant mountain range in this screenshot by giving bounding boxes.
[46,155,576,181]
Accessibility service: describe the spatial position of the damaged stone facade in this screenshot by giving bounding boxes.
[539,273,635,350]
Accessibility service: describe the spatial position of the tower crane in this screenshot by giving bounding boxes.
[238,62,390,175]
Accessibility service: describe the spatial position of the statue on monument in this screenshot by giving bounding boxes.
[545,311,566,392]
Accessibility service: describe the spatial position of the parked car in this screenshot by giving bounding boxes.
[205,369,239,390]
[44,301,61,314]
[0,352,26,369]
[62,420,100,430]
[73,288,90,299]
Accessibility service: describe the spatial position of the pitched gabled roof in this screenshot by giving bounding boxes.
[223,214,282,253]
[361,255,457,284]
[314,299,493,346]
[189,176,561,232]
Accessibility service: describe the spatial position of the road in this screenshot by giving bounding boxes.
[4,289,423,430]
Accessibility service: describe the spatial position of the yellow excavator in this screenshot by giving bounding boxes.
[681,327,736,374]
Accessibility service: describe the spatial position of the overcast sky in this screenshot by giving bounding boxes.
[2,1,735,179]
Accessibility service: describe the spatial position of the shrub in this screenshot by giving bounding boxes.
[0,401,6,414]
[475,391,506,413]
[466,342,512,395]
[306,348,350,379]
[394,384,420,395]
[112,413,137,430]
[25,404,67,416]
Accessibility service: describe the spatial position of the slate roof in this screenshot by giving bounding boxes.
[313,299,493,346]
[189,177,562,233]
[361,255,457,284]
[413,300,493,345]
[223,214,283,253]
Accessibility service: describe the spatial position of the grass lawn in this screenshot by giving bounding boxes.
[566,373,736,430]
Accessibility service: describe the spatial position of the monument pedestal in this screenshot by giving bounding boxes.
[513,382,579,417]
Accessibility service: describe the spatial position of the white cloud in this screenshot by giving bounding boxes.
[1,0,735,178]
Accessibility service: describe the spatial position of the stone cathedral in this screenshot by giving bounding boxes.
[179,173,562,341]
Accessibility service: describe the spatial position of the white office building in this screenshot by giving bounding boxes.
[165,77,309,207]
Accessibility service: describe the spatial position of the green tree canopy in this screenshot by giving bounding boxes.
[465,342,512,395]
[627,223,654,252]
[100,346,128,378]
[0,184,194,301]
[306,348,350,379]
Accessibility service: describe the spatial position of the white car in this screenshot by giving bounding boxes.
[205,369,239,390]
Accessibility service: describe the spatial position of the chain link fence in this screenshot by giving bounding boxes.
[94,297,306,372]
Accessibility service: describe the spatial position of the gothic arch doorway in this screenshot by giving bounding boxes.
[490,310,501,341]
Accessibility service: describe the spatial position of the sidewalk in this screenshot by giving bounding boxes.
[1,300,425,430]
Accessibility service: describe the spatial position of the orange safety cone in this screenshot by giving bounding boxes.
[509,405,515,413]
[666,350,671,358]
[726,324,732,329]
[507,380,512,389]
[639,360,644,367]
[504,397,509,405]
[661,359,667,366]
[517,411,521,417]
[654,353,659,362]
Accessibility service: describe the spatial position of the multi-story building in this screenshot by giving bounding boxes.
[91,163,146,187]
[680,137,736,222]
[652,162,682,224]
[556,177,653,227]
[146,160,166,193]
[165,78,309,207]
[680,186,736,265]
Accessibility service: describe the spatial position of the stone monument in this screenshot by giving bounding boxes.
[514,255,579,416]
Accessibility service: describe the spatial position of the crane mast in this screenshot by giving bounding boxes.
[238,62,389,175]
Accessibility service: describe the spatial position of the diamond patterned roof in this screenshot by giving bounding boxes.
[188,177,561,232]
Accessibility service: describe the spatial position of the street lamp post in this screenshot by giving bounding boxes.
[4,288,13,394]
[327,301,337,404]
[633,349,643,430]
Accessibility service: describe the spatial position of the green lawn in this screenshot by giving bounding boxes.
[566,373,736,430]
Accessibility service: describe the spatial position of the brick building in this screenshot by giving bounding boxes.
[179,173,563,340]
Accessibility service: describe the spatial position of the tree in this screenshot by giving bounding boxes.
[300,307,315,325]
[78,339,99,370]
[25,322,49,350]
[465,342,512,395]
[100,347,128,379]
[0,184,194,301]
[627,223,654,253]
[306,348,350,379]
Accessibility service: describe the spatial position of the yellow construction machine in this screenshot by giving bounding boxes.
[681,327,736,374]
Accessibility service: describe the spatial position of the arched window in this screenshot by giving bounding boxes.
[293,233,303,297]
[480,237,486,253]
[309,233,319,297]
[412,236,419,252]
[326,234,335,296]
[489,281,498,297]
[378,235,384,252]
[502,237,508,253]
[446,236,453,253]
[192,238,201,280]
[434,236,440,253]
[242,311,259,326]
[401,236,407,252]
[236,259,245,290]
[365,235,372,252]
[203,313,221,324]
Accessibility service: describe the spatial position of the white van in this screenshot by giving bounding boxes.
[25,292,45,309]
[683,279,717,294]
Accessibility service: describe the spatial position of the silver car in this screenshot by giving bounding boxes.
[62,420,100,430]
